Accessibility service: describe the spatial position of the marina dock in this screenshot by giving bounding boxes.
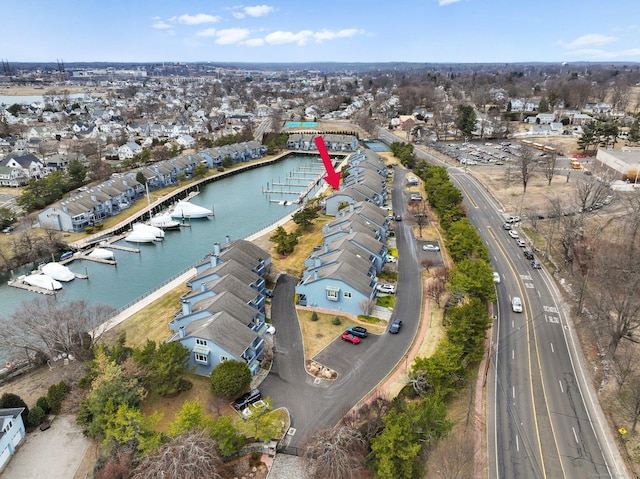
[7,279,56,295]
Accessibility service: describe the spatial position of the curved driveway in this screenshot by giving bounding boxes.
[261,166,423,449]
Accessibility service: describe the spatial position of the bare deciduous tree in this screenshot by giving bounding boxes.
[542,152,558,186]
[515,146,537,193]
[130,429,228,479]
[303,425,368,479]
[0,296,115,362]
[588,239,640,361]
[427,429,476,479]
[359,298,376,316]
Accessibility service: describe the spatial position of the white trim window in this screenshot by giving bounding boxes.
[194,353,208,364]
[344,291,352,298]
[326,286,340,302]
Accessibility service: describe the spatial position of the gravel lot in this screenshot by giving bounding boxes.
[1,415,92,479]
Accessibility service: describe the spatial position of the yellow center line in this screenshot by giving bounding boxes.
[487,226,548,478]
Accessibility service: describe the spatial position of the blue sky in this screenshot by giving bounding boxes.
[2,0,639,64]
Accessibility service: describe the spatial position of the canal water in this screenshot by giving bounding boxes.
[0,154,323,359]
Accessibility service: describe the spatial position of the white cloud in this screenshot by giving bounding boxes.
[265,30,314,46]
[242,38,265,47]
[313,28,364,42]
[563,33,618,49]
[566,48,640,59]
[438,0,462,5]
[263,28,364,46]
[243,5,275,17]
[152,21,173,30]
[215,28,251,44]
[232,11,245,19]
[196,28,217,37]
[176,13,221,25]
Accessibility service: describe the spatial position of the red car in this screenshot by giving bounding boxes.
[341,333,361,344]
[573,154,585,159]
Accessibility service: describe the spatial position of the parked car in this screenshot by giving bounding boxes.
[265,324,276,334]
[232,389,262,410]
[507,215,521,223]
[502,222,512,230]
[523,250,534,260]
[531,260,542,269]
[493,272,501,283]
[508,230,519,239]
[512,297,523,313]
[389,319,403,334]
[385,254,397,263]
[346,326,368,338]
[341,332,361,344]
[376,283,396,294]
[2,226,14,234]
[516,239,526,247]
[422,244,440,252]
[394,214,402,221]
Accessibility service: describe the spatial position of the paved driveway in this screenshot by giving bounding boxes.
[2,415,91,479]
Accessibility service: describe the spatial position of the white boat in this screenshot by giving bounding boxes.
[150,215,181,230]
[88,248,115,260]
[133,223,164,240]
[23,274,62,291]
[170,201,213,219]
[124,229,157,243]
[40,262,75,282]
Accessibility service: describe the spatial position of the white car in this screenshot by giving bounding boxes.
[516,239,526,247]
[512,297,523,313]
[508,230,519,239]
[265,325,276,334]
[422,244,440,252]
[493,272,501,283]
[376,283,396,294]
[385,254,397,263]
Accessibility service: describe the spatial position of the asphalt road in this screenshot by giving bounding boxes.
[450,165,623,478]
[375,127,627,478]
[260,165,423,450]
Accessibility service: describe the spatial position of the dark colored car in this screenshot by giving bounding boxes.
[394,214,402,221]
[341,332,360,344]
[232,388,262,410]
[389,319,403,334]
[523,250,534,260]
[531,260,542,269]
[346,326,368,338]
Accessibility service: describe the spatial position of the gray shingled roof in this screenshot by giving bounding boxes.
[186,311,258,358]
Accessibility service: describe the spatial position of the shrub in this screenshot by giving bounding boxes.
[332,316,341,326]
[94,223,104,231]
[311,311,319,321]
[0,393,29,424]
[84,226,95,234]
[36,396,51,414]
[217,166,225,172]
[47,380,71,414]
[27,406,45,427]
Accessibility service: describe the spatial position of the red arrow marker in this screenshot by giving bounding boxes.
[315,135,340,190]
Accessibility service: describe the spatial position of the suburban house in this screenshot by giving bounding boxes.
[0,166,25,187]
[296,200,391,315]
[0,152,45,182]
[0,408,26,473]
[169,240,272,377]
[118,142,143,161]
